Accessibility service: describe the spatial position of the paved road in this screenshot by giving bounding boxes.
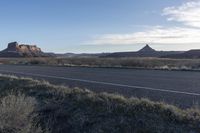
[0,64,200,108]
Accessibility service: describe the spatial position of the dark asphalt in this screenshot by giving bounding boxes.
[0,64,200,108]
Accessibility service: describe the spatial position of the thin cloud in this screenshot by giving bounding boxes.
[89,27,200,45]
[163,0,200,28]
[87,0,200,45]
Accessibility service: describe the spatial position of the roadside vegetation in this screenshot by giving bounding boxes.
[1,57,200,71]
[0,74,200,133]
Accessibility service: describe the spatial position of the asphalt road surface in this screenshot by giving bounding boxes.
[0,64,200,108]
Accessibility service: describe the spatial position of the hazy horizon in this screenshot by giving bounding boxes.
[1,0,200,53]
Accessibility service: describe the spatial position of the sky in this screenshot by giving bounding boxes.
[0,0,200,53]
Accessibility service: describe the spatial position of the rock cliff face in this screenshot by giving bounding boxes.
[0,42,48,57]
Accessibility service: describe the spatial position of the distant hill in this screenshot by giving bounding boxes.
[0,42,54,57]
[162,49,200,59]
[2,42,199,59]
[139,44,156,52]
[56,53,110,58]
[104,44,183,58]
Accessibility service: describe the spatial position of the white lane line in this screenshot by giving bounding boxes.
[0,69,200,96]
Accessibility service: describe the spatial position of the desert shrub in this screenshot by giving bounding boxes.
[0,93,42,133]
[2,57,200,70]
[29,59,46,65]
[0,75,200,133]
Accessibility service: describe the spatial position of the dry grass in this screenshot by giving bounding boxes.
[0,74,200,133]
[1,57,200,70]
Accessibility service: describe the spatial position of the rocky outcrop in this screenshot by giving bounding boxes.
[0,42,50,57]
[138,44,156,52]
[104,44,183,58]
